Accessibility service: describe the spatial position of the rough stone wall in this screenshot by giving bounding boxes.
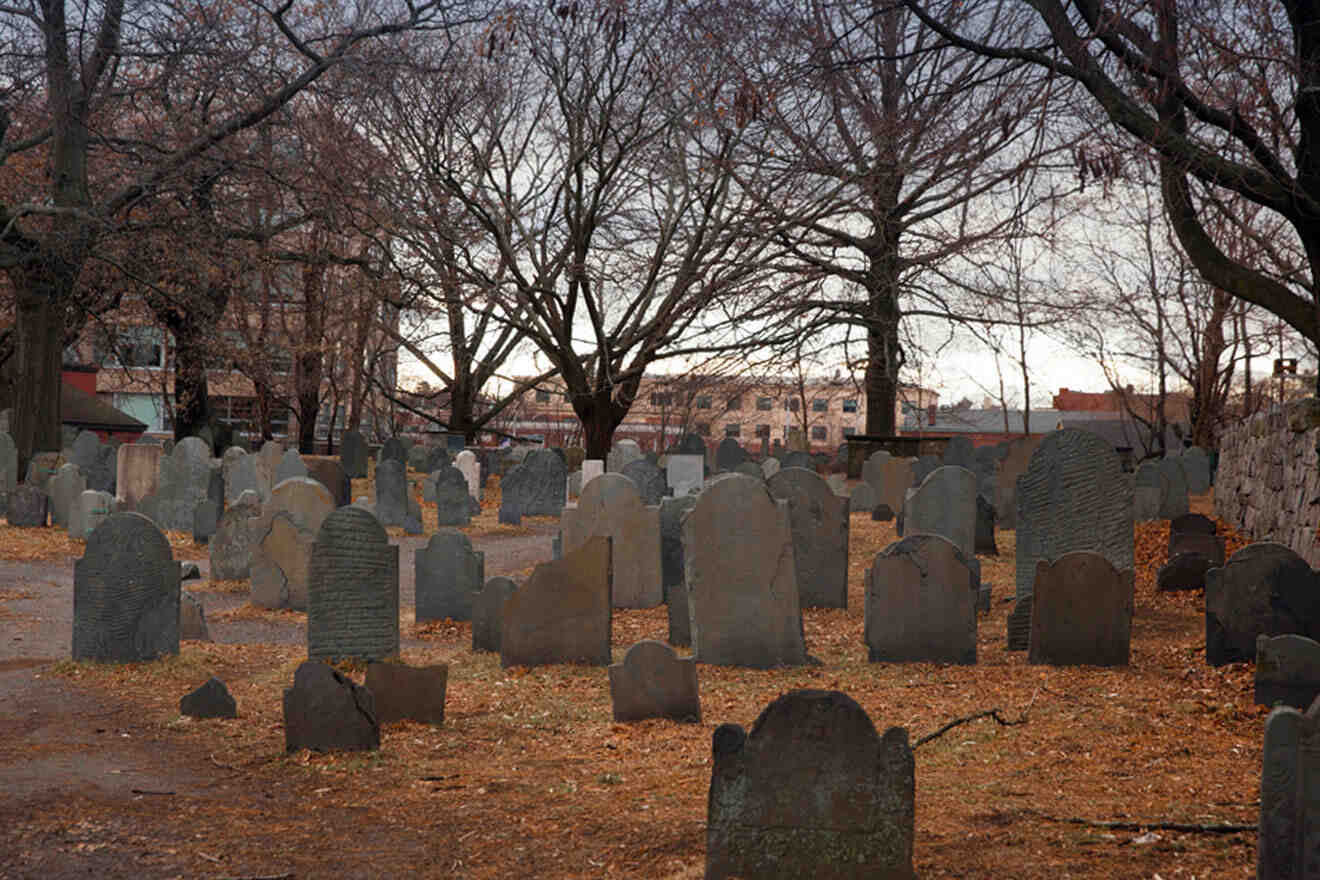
[1214,401,1320,567]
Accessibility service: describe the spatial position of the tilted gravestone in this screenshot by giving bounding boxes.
[684,474,807,668]
[251,477,335,609]
[283,660,379,752]
[49,462,86,529]
[454,450,482,503]
[431,465,475,527]
[115,443,163,512]
[339,429,369,479]
[275,449,308,484]
[561,473,661,608]
[715,437,747,473]
[1158,552,1216,592]
[902,465,977,559]
[415,530,486,622]
[1206,542,1320,666]
[70,489,114,540]
[767,467,849,609]
[666,454,704,497]
[607,439,643,474]
[210,490,262,580]
[307,506,400,662]
[304,457,350,508]
[1157,455,1190,519]
[500,535,612,668]
[608,640,700,723]
[373,458,409,527]
[1258,697,1320,879]
[180,676,237,719]
[661,495,698,647]
[865,534,978,665]
[180,590,210,641]
[1028,551,1133,667]
[706,690,915,880]
[8,483,48,526]
[500,449,566,518]
[472,576,517,653]
[1182,446,1212,494]
[994,435,1042,530]
[73,512,180,662]
[621,458,667,506]
[1132,460,1166,522]
[364,661,448,725]
[1255,634,1320,710]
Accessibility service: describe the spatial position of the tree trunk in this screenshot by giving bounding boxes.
[171,320,213,444]
[575,390,626,459]
[295,261,328,454]
[863,271,902,436]
[12,283,66,475]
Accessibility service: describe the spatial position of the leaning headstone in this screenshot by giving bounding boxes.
[500,535,612,668]
[275,449,308,484]
[282,660,379,752]
[115,443,163,511]
[1028,551,1133,667]
[864,534,977,665]
[872,456,915,522]
[902,465,977,558]
[661,495,698,647]
[210,490,262,580]
[373,458,408,527]
[431,466,474,527]
[415,530,486,622]
[607,439,643,474]
[706,690,914,880]
[561,473,661,608]
[684,474,807,668]
[179,676,237,719]
[1158,455,1190,519]
[472,576,517,653]
[8,483,47,527]
[1157,552,1215,592]
[251,477,335,610]
[378,436,406,467]
[454,450,482,503]
[500,449,566,517]
[307,506,400,662]
[73,512,179,661]
[340,429,369,479]
[192,498,219,544]
[608,640,700,723]
[179,590,211,641]
[1132,460,1165,522]
[974,494,998,556]
[715,437,747,473]
[1183,446,1212,495]
[304,458,350,508]
[994,435,1042,530]
[1206,542,1320,666]
[364,662,448,725]
[48,462,86,529]
[1256,634,1320,709]
[621,458,667,505]
[1258,697,1320,878]
[666,454,704,497]
[767,467,849,609]
[70,489,114,540]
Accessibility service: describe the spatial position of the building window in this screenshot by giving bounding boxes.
[812,398,828,412]
[756,396,773,411]
[695,422,711,436]
[650,392,672,406]
[786,398,800,412]
[95,325,167,369]
[727,395,742,410]
[113,392,170,433]
[696,395,712,409]
[843,398,859,413]
[842,426,857,437]
[811,425,828,441]
[755,424,771,438]
[725,423,741,438]
[535,390,551,403]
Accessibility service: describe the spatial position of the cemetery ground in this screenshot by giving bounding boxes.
[0,481,1263,879]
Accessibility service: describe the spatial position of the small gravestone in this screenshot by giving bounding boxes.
[115,443,162,511]
[275,449,308,483]
[1183,446,1212,494]
[850,481,878,513]
[48,463,86,529]
[706,690,914,880]
[715,437,747,473]
[1158,456,1190,519]
[1170,531,1226,566]
[621,458,666,505]
[70,489,114,539]
[501,535,612,668]
[431,466,474,527]
[472,576,517,653]
[1258,697,1320,878]
[373,459,408,527]
[561,473,661,608]
[608,640,700,723]
[378,436,406,467]
[282,660,379,752]
[415,530,485,622]
[9,483,48,526]
[607,439,643,474]
[1206,543,1320,666]
[340,430,369,478]
[308,507,400,662]
[179,677,237,719]
[1256,634,1320,709]
[685,475,807,668]
[180,590,210,641]
[1133,460,1165,522]
[210,490,262,580]
[192,498,219,544]
[661,495,698,647]
[407,443,431,473]
[666,454,704,497]
[364,662,448,725]
[767,467,849,609]
[305,458,351,508]
[251,477,335,610]
[455,450,481,503]
[902,465,976,558]
[73,513,180,662]
[974,495,998,556]
[500,449,566,517]
[865,534,977,665]
[1029,552,1133,667]
[1157,552,1215,592]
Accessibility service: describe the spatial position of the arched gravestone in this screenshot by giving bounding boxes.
[472,576,517,653]
[454,450,481,502]
[49,462,86,529]
[621,458,666,506]
[115,443,162,512]
[850,481,878,513]
[378,436,406,467]
[500,535,612,668]
[715,437,747,473]
[1205,542,1320,666]
[901,465,976,559]
[561,473,661,608]
[767,467,849,609]
[994,435,1042,531]
[339,429,369,478]
[1182,446,1212,494]
[252,477,335,610]
[1258,698,1320,879]
[862,449,891,491]
[71,431,108,493]
[1028,551,1133,667]
[415,530,485,622]
[1158,455,1190,519]
[274,449,307,484]
[865,534,978,665]
[608,640,700,723]
[211,490,262,580]
[431,465,474,527]
[140,436,213,531]
[307,507,400,662]
[1132,460,1165,522]
[1012,429,1133,648]
[781,450,812,471]
[304,458,350,508]
[500,448,566,517]
[607,439,643,474]
[1255,634,1320,709]
[683,474,807,668]
[73,512,180,662]
[373,459,409,526]
[254,440,284,500]
[70,489,114,540]
[706,690,915,880]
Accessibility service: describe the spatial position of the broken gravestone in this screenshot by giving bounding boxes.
[180,677,237,719]
[1206,543,1320,666]
[1258,697,1320,879]
[364,662,448,725]
[282,660,379,752]
[500,536,612,668]
[865,534,978,665]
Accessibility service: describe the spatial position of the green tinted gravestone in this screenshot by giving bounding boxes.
[307,507,400,663]
[73,512,180,662]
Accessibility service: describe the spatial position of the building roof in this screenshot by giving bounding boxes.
[62,383,148,432]
[906,406,1184,452]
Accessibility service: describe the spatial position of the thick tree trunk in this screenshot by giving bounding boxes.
[171,321,213,444]
[575,389,626,459]
[296,262,327,454]
[12,284,66,475]
[863,259,902,436]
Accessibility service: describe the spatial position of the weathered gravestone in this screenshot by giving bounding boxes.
[275,449,308,483]
[1158,552,1216,592]
[760,457,781,480]
[1257,697,1320,879]
[364,661,448,725]
[849,480,878,514]
[661,495,698,647]
[500,535,612,668]
[684,474,807,668]
[0,431,17,499]
[1256,634,1320,709]
[70,489,114,540]
[253,440,283,500]
[378,436,406,467]
[71,431,113,494]
[251,477,335,610]
[180,676,237,719]
[210,490,262,580]
[862,450,891,493]
[561,473,661,608]
[500,449,566,518]
[415,530,485,622]
[994,435,1042,531]
[608,640,700,723]
[373,459,409,527]
[1206,542,1320,666]
[339,429,369,479]
[943,435,975,470]
[454,450,482,503]
[870,455,915,522]
[192,498,219,544]
[621,458,667,506]
[715,437,747,473]
[706,690,915,880]
[139,436,213,531]
[304,457,350,508]
[49,462,86,529]
[1132,460,1165,522]
[8,483,47,526]
[975,494,998,556]
[222,447,255,504]
[736,461,763,479]
[865,534,978,665]
[73,512,179,661]
[472,576,517,653]
[902,465,977,558]
[1183,445,1212,494]
[766,467,849,609]
[431,466,475,526]
[407,443,431,473]
[283,660,379,752]
[607,439,643,474]
[307,506,400,662]
[1158,455,1190,519]
[1028,551,1133,667]
[115,443,162,511]
[26,451,64,491]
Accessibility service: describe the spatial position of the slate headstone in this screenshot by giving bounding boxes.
[49,462,86,529]
[1132,460,1165,522]
[223,448,256,504]
[621,458,667,506]
[0,431,17,496]
[140,437,213,531]
[73,512,180,662]
[415,530,486,622]
[1256,634,1320,710]
[661,495,698,647]
[865,534,978,665]
[1157,552,1215,592]
[715,437,747,473]
[849,480,878,514]
[975,494,998,556]
[1158,455,1190,519]
[8,483,47,526]
[373,458,408,527]
[561,473,661,608]
[1183,446,1212,495]
[180,677,237,719]
[942,435,975,470]
[364,662,448,725]
[253,440,284,500]
[781,450,812,471]
[304,457,351,508]
[282,660,379,752]
[766,467,849,609]
[472,576,517,653]
[1206,542,1320,666]
[192,498,219,544]
[501,535,612,668]
[307,506,400,662]
[500,449,566,518]
[1258,697,1320,879]
[608,640,700,723]
[340,429,369,479]
[25,451,63,491]
[1028,551,1133,667]
[251,477,335,610]
[378,436,406,467]
[735,461,763,479]
[210,489,262,580]
[903,465,977,558]
[431,466,475,527]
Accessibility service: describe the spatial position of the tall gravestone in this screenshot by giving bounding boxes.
[251,477,335,609]
[1206,542,1320,666]
[222,448,255,503]
[865,534,977,665]
[416,530,486,622]
[431,465,474,527]
[275,449,308,483]
[254,440,284,500]
[115,443,162,512]
[70,489,114,540]
[994,435,1042,531]
[500,449,566,517]
[684,474,807,668]
[339,429,369,479]
[1132,460,1165,522]
[1028,551,1133,667]
[766,467,849,609]
[71,432,110,494]
[561,473,661,608]
[140,436,213,531]
[304,458,350,508]
[1158,455,1190,519]
[500,535,612,668]
[706,690,914,880]
[472,576,517,653]
[1183,446,1212,494]
[715,438,747,473]
[307,507,400,662]
[607,439,643,473]
[661,495,698,647]
[211,490,262,580]
[378,436,406,467]
[454,450,482,503]
[1258,697,1320,879]
[621,458,667,506]
[73,512,180,662]
[374,459,409,527]
[49,462,86,529]
[901,465,976,559]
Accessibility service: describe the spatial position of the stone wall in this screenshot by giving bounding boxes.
[1214,400,1320,567]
